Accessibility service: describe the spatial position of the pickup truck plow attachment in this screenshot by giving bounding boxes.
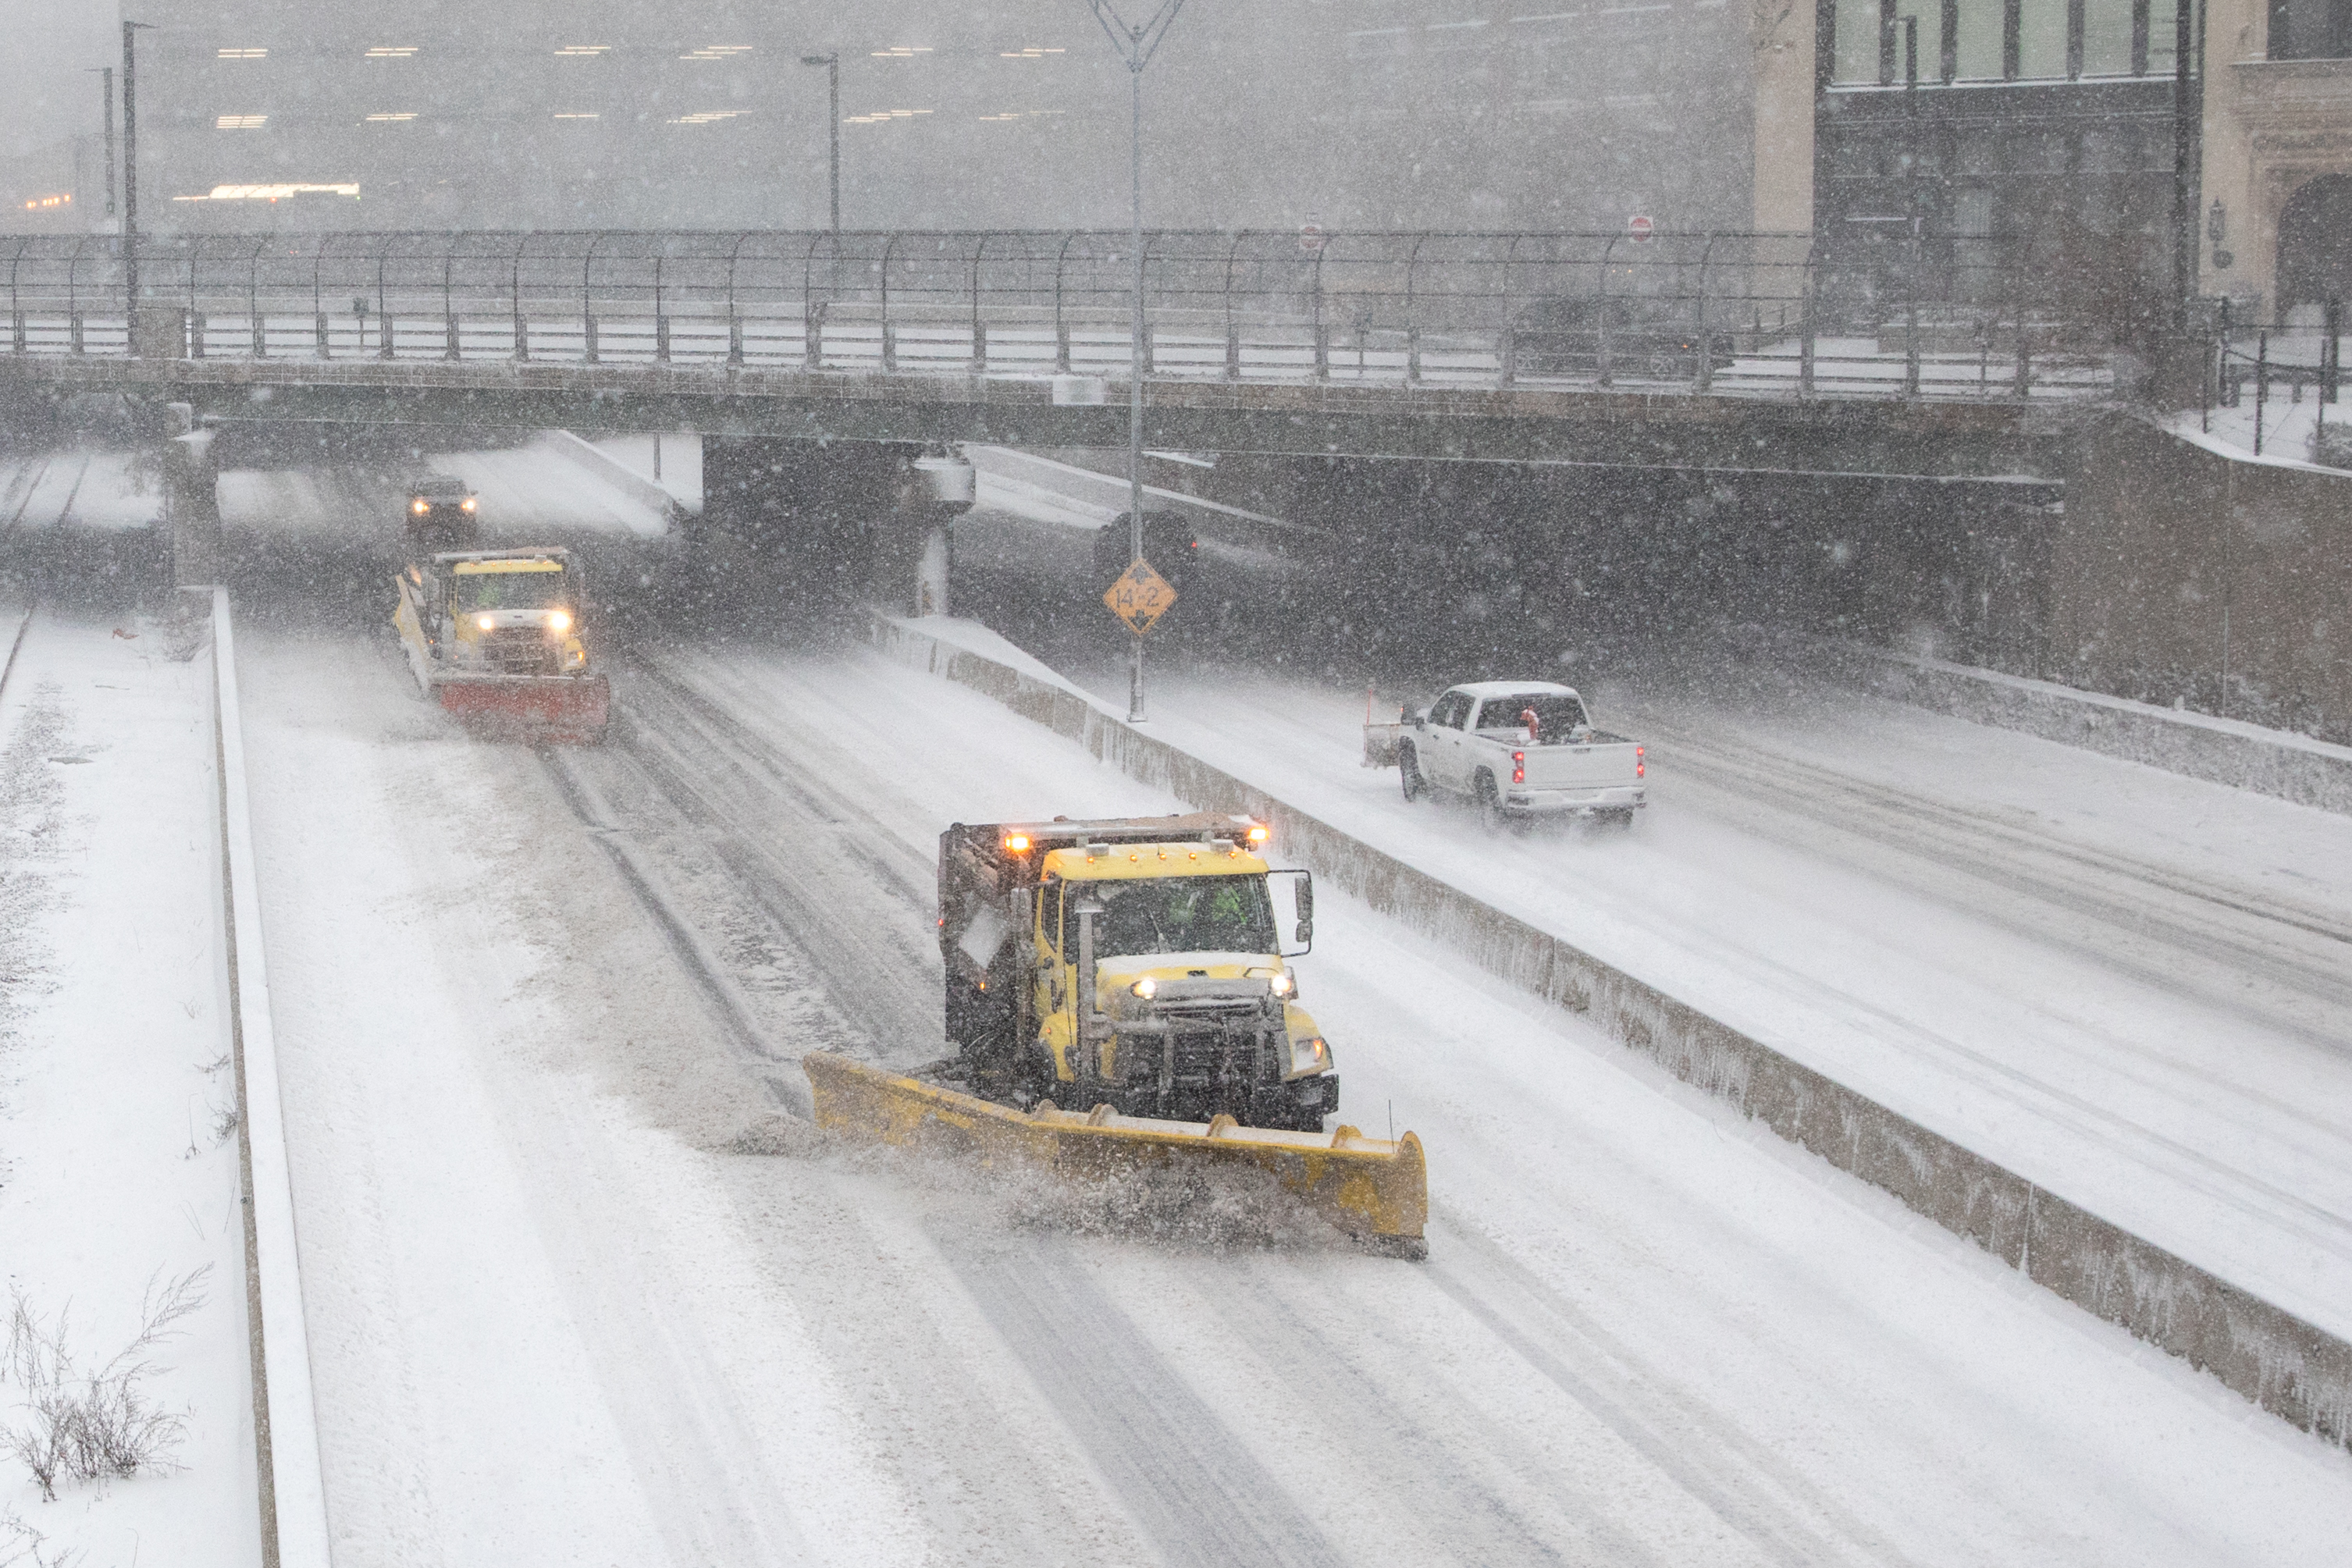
[802,1052,1429,1257]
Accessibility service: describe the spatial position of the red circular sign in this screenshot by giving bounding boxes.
[1628,215,1655,243]
[1298,223,1326,254]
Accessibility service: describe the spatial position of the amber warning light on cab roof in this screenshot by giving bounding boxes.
[1002,832,1032,854]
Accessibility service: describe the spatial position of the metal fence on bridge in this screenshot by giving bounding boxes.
[1,229,2121,403]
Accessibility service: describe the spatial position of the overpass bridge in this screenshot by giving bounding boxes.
[1,229,2119,482]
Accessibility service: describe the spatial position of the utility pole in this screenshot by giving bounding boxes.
[799,52,841,232]
[87,67,116,218]
[123,22,154,335]
[2172,0,2199,323]
[1087,0,1186,724]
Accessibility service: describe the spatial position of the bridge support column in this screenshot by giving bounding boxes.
[161,402,222,589]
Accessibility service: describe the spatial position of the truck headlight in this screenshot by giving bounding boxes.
[476,614,495,631]
[1289,1035,1329,1075]
[547,610,572,633]
[1269,971,1294,997]
[1130,976,1158,1000]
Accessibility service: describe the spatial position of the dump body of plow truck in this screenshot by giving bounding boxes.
[393,549,610,743]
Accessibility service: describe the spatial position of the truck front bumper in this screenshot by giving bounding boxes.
[1500,785,1646,816]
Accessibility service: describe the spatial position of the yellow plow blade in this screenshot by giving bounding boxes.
[802,1052,1429,1258]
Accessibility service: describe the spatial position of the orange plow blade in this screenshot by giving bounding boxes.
[436,675,610,744]
[802,1051,1429,1257]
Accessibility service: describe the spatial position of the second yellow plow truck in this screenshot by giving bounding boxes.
[802,812,1429,1257]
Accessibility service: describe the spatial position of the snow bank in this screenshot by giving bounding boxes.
[872,611,2352,1451]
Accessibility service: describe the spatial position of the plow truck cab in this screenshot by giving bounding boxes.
[938,813,1336,1131]
[392,548,610,743]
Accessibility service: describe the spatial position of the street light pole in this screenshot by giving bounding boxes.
[799,52,841,232]
[1087,0,1186,724]
[122,22,154,339]
[87,67,116,219]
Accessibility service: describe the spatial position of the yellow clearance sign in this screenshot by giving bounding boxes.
[1103,557,1178,635]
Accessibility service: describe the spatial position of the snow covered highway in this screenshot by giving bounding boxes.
[208,489,2352,1560]
[6,441,2351,1563]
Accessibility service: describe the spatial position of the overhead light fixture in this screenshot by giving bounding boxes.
[21,194,72,211]
[217,48,268,59]
[977,108,1066,121]
[679,44,753,59]
[843,108,931,124]
[365,112,416,122]
[999,47,1066,58]
[873,45,934,57]
[365,46,418,58]
[215,114,268,129]
[173,183,361,202]
[553,112,600,119]
[553,44,610,56]
[669,109,749,123]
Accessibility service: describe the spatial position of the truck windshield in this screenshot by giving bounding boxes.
[1477,693,1589,739]
[1066,874,1278,958]
[453,569,569,612]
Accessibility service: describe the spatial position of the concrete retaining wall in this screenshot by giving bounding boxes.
[1810,638,2352,816]
[873,612,2352,1450]
[209,590,333,1567]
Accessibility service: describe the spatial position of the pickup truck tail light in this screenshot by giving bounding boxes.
[1636,745,1646,779]
[1511,751,1525,785]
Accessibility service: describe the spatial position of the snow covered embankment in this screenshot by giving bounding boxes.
[1808,637,2352,816]
[870,611,2352,1452]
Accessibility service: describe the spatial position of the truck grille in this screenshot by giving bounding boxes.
[478,628,560,676]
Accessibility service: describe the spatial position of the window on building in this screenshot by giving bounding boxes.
[2081,0,2136,73]
[2271,0,2352,59]
[2017,0,2069,76]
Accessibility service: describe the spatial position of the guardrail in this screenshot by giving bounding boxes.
[0,229,2120,404]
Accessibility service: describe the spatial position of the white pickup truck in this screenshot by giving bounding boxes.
[1391,681,1646,828]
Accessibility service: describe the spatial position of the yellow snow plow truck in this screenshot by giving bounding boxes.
[392,549,610,743]
[802,812,1429,1257]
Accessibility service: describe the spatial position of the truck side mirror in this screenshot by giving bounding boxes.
[1269,869,1314,957]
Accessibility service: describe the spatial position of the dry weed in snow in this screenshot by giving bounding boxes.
[0,1510,79,1568]
[2,1268,210,1501]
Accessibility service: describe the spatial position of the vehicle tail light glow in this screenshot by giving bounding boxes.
[1636,745,1646,779]
[1512,750,1525,785]
[1002,833,1032,854]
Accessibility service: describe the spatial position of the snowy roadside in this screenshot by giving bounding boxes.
[0,603,260,1566]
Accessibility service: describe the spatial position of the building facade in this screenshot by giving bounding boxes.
[5,4,1757,239]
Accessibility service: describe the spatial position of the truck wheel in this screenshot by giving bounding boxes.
[1399,745,1429,802]
[1472,771,1505,834]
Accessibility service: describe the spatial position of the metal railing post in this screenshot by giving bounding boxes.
[969,233,988,375]
[582,232,608,364]
[880,232,899,372]
[2325,297,2341,404]
[1596,235,1618,388]
[2254,329,2268,455]
[376,252,393,360]
[1053,230,1076,373]
[725,232,749,366]
[511,234,530,362]
[1222,229,1247,381]
[1904,299,1921,398]
[1694,233,1719,393]
[654,253,668,363]
[1401,233,1428,385]
[311,234,329,358]
[441,247,457,360]
[248,236,269,358]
